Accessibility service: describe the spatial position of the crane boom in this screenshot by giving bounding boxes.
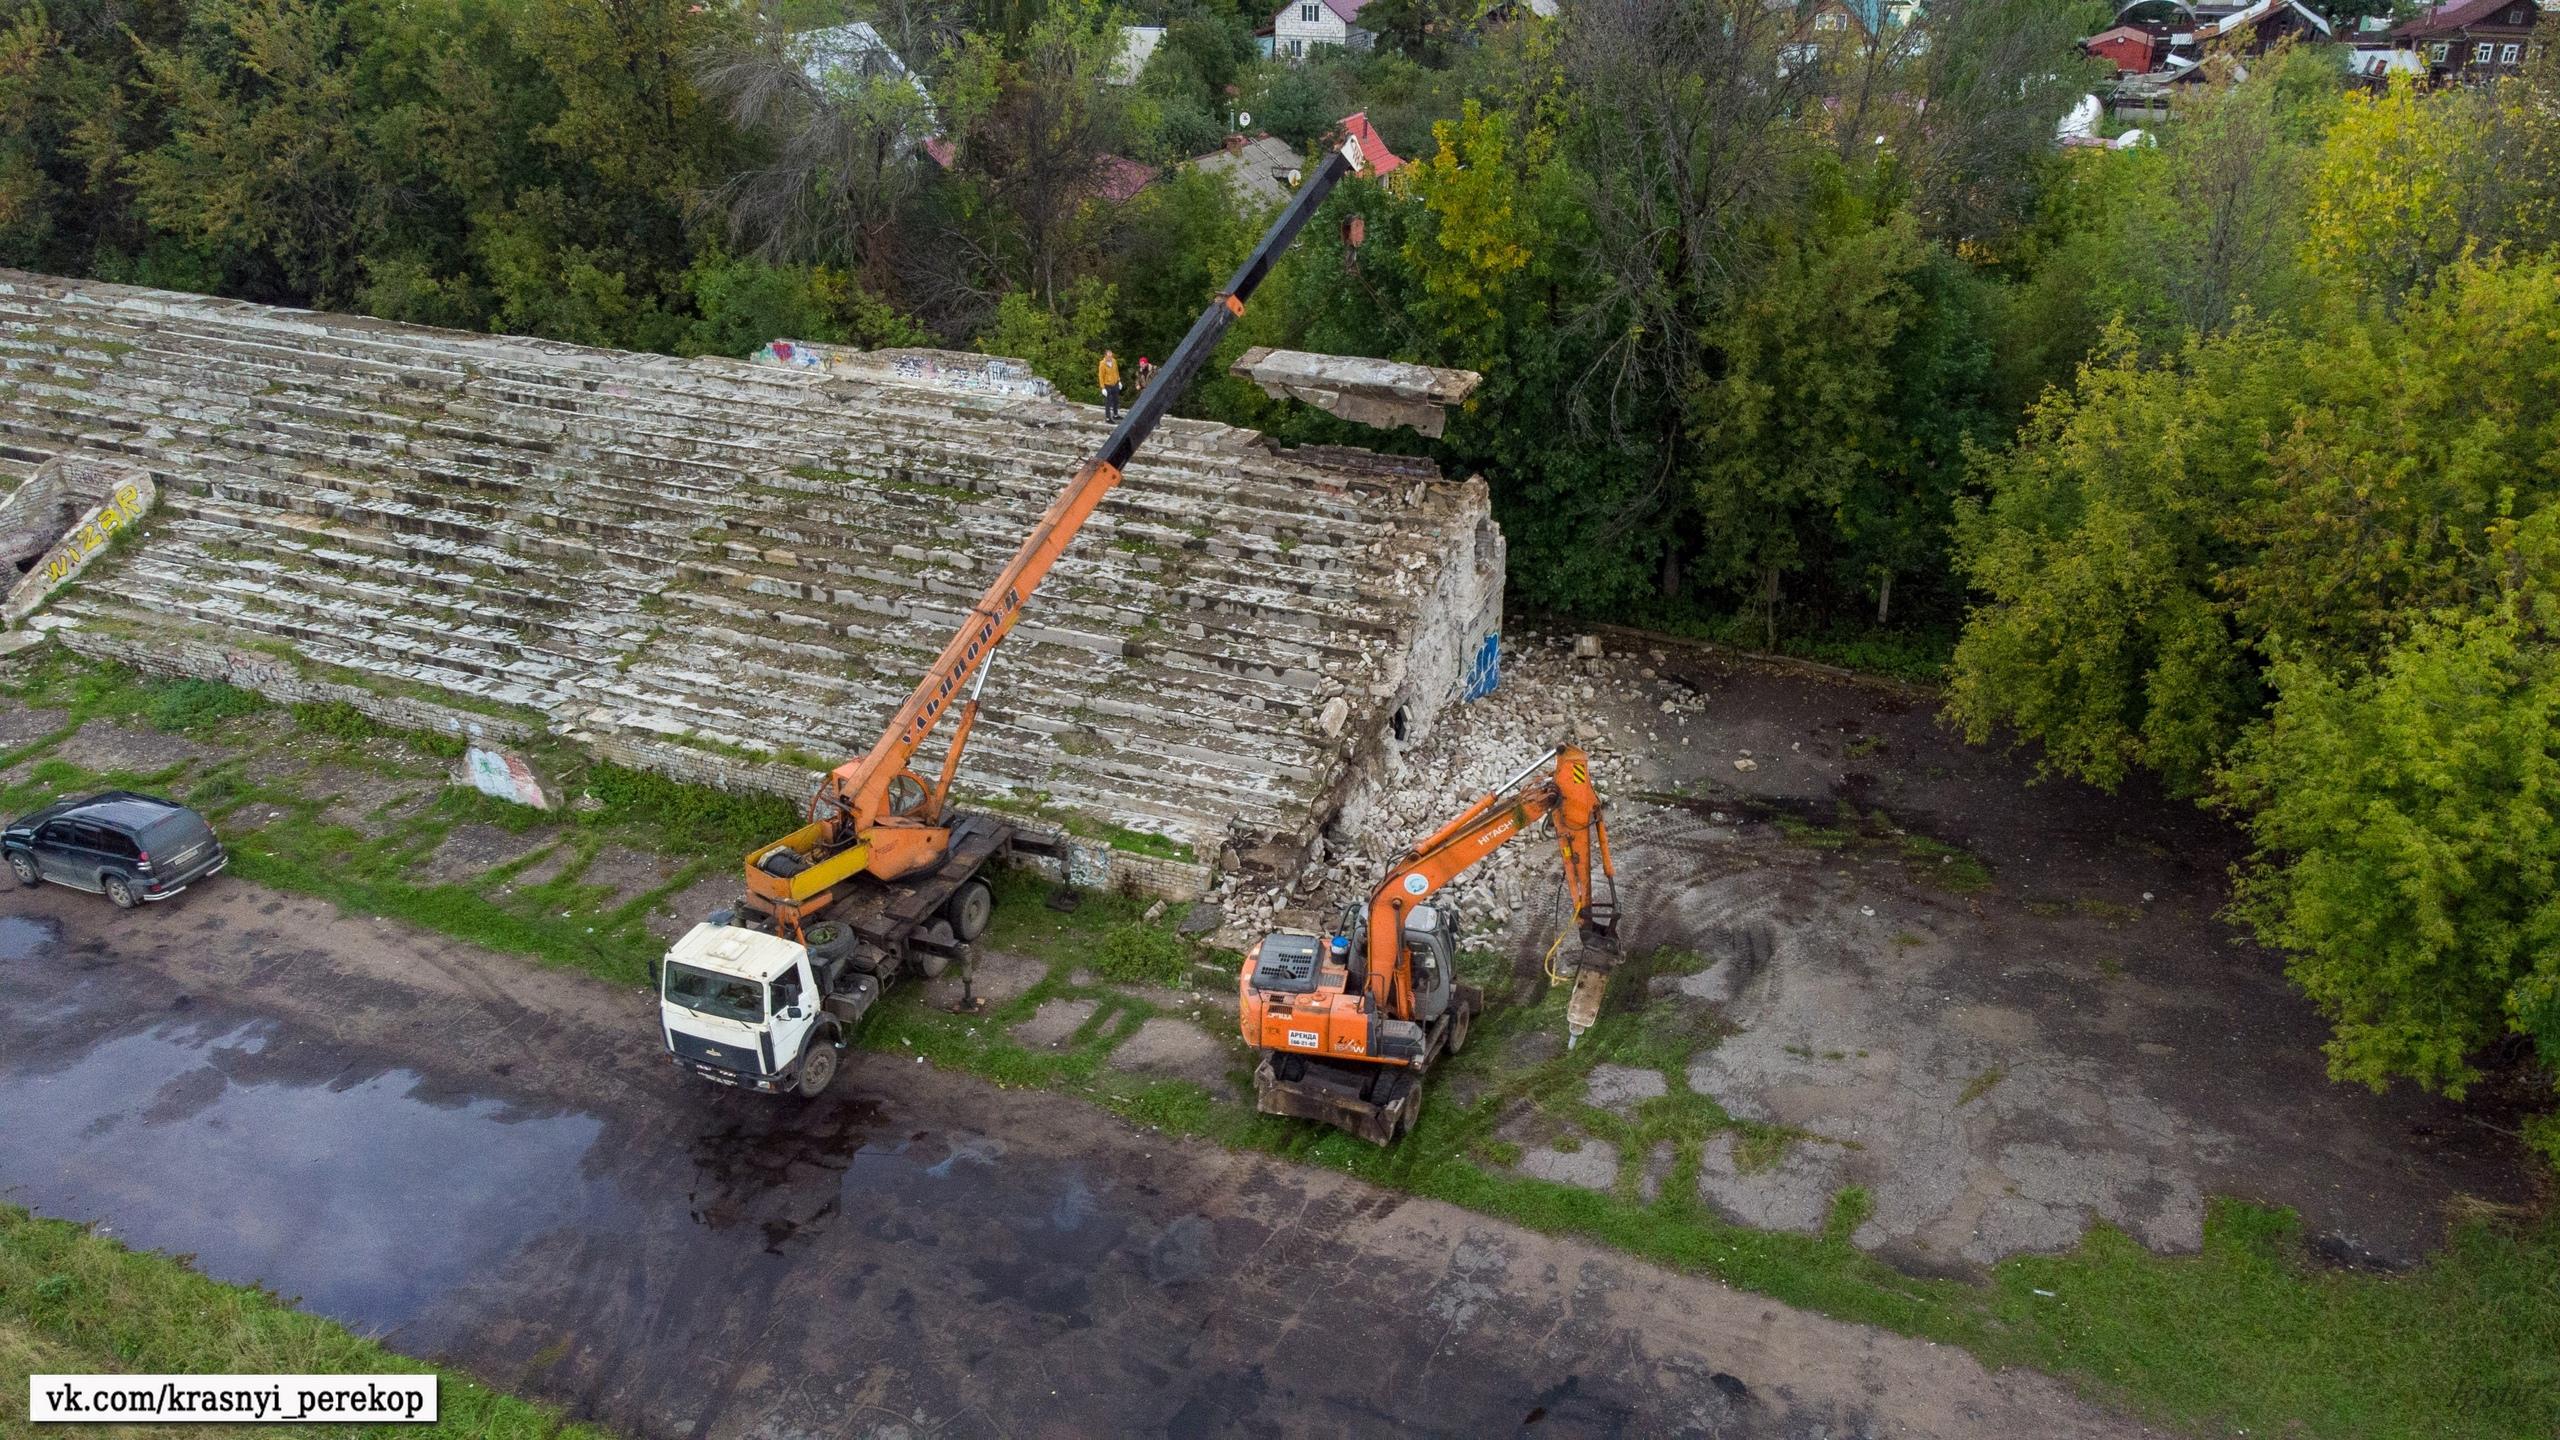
[741,132,1370,930]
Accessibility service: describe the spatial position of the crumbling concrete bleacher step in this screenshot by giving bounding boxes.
[0,269,1505,892]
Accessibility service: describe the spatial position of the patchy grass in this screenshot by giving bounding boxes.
[0,1206,608,1439]
[9,652,2560,1440]
[1094,922,1192,988]
[1958,1064,2008,1107]
[1899,835,1993,893]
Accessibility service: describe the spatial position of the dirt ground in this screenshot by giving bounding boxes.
[0,880,2162,1440]
[1436,634,2531,1272]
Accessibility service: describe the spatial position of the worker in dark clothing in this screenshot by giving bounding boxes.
[1099,349,1122,422]
[1134,356,1154,397]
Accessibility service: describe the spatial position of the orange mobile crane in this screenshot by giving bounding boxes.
[655,127,1377,1098]
[1239,745,1621,1142]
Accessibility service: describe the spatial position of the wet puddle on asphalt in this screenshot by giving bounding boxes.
[0,948,1138,1349]
[0,1015,612,1333]
[0,913,61,961]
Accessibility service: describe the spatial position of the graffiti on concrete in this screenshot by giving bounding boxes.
[752,339,1060,400]
[2,471,156,628]
[217,648,295,693]
[1463,632,1501,701]
[885,351,1052,398]
[759,339,827,370]
[465,746,553,810]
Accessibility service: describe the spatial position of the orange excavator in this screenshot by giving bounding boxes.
[656,124,1379,1098]
[1239,745,1621,1142]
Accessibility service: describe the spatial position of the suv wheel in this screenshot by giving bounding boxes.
[7,852,34,887]
[103,874,139,909]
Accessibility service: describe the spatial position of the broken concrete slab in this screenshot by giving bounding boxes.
[1697,1132,1847,1234]
[1229,346,1481,438]
[1013,997,1098,1048]
[1585,1063,1668,1115]
[1105,1016,1238,1094]
[1517,1138,1619,1192]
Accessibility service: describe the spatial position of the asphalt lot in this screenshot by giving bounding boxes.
[0,880,2159,1439]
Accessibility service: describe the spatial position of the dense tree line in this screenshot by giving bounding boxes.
[4,0,2557,1150]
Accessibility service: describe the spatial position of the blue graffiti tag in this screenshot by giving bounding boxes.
[1463,633,1500,700]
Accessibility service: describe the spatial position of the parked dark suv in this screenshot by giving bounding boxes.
[3,791,227,908]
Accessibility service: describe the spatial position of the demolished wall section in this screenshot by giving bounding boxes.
[0,270,1503,897]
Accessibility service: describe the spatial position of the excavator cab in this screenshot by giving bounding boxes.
[1402,904,1459,1027]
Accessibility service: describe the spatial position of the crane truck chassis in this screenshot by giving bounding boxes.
[657,124,1380,1098]
[660,815,1011,1095]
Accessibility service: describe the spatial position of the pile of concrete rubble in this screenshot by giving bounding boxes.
[1200,629,1711,952]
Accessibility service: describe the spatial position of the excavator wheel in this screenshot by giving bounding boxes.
[1447,1006,1472,1056]
[1393,1081,1425,1140]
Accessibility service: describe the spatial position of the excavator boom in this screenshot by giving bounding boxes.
[1240,745,1622,1143]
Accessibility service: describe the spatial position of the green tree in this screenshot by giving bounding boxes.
[975,273,1116,398]
[2223,578,2560,1099]
[123,0,372,303]
[1947,325,2306,792]
[1688,178,1930,641]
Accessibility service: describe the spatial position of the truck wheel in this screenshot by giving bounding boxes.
[912,946,952,979]
[794,1038,839,1098]
[7,852,35,887]
[947,878,993,942]
[103,874,138,910]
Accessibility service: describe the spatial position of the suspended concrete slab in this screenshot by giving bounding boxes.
[1229,348,1482,439]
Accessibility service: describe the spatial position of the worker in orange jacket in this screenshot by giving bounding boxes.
[1098,349,1122,422]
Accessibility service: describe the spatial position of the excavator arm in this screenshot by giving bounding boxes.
[1239,743,1623,1142]
[1361,745,1618,1022]
[742,130,1373,925]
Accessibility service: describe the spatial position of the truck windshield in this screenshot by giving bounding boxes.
[663,962,765,1023]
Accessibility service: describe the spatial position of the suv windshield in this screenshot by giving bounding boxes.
[663,962,766,1024]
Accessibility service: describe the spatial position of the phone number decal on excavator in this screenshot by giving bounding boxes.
[1288,1029,1319,1048]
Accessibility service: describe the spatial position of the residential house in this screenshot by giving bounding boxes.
[2191,0,2333,50]
[1271,0,1375,58]
[1109,25,1165,85]
[794,22,940,160]
[796,22,935,125]
[2382,0,2548,82]
[2086,22,2163,71]
[1184,134,1304,210]
[1340,112,1405,176]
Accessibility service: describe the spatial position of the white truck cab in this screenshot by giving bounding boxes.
[659,922,842,1097]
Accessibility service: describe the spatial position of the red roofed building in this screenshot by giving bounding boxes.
[1340,112,1404,177]
[2086,23,2163,71]
[1090,154,1159,205]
